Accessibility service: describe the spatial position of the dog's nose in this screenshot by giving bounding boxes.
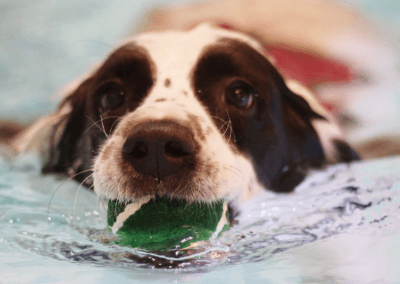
[122,121,196,180]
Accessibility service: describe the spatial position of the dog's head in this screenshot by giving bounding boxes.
[28,24,358,205]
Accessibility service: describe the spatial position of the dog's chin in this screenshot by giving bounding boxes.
[93,170,225,204]
[99,184,223,205]
[119,194,219,207]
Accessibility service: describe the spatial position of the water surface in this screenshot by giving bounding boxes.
[1,154,400,283]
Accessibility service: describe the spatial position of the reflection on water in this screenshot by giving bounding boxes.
[1,154,400,283]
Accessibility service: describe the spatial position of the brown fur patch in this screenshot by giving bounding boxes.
[187,114,206,142]
[155,98,167,102]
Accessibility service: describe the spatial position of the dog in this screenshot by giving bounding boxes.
[8,23,359,210]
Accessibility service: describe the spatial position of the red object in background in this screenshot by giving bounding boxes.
[218,23,353,116]
[218,22,353,88]
[266,46,349,117]
[266,45,354,118]
[266,46,354,88]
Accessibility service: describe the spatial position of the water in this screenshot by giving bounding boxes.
[1,152,400,283]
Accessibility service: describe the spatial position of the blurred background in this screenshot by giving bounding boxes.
[1,0,399,157]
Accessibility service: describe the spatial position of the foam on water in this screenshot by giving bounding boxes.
[1,153,400,283]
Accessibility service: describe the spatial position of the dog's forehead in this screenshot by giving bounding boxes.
[123,24,264,82]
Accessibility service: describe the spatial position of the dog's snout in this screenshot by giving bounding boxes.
[122,121,196,180]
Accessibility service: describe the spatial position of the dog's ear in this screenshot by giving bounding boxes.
[41,78,94,182]
[260,77,325,192]
[256,71,359,193]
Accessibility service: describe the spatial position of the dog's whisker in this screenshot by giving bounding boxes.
[73,174,94,227]
[97,193,103,214]
[82,116,121,136]
[222,123,230,139]
[109,116,125,134]
[216,119,229,131]
[209,115,228,124]
[225,110,236,143]
[181,182,196,212]
[47,169,93,223]
[100,196,108,213]
[85,116,108,139]
[180,183,191,196]
[114,180,126,204]
[97,192,110,228]
[172,178,185,196]
[96,192,103,228]
[99,115,109,140]
[211,111,236,144]
[217,121,229,133]
[226,165,244,182]
[205,114,229,130]
[210,114,234,141]
[223,110,232,144]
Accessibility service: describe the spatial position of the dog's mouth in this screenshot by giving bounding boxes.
[107,195,231,251]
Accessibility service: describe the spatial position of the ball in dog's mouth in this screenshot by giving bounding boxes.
[107,196,230,251]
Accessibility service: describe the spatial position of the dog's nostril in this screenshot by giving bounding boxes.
[122,140,148,158]
[165,140,192,157]
[131,141,148,158]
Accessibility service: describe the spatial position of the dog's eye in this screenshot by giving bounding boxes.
[225,81,255,109]
[99,84,125,111]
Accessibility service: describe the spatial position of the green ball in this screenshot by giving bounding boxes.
[107,197,230,251]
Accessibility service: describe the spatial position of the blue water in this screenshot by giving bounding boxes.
[2,153,400,283]
[2,0,400,283]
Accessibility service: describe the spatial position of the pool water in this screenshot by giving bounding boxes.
[1,153,400,283]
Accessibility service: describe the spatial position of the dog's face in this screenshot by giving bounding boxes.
[38,24,359,205]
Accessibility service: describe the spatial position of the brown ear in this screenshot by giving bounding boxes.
[41,78,94,183]
[285,80,361,164]
[256,72,359,193]
[254,67,327,193]
[12,110,69,158]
